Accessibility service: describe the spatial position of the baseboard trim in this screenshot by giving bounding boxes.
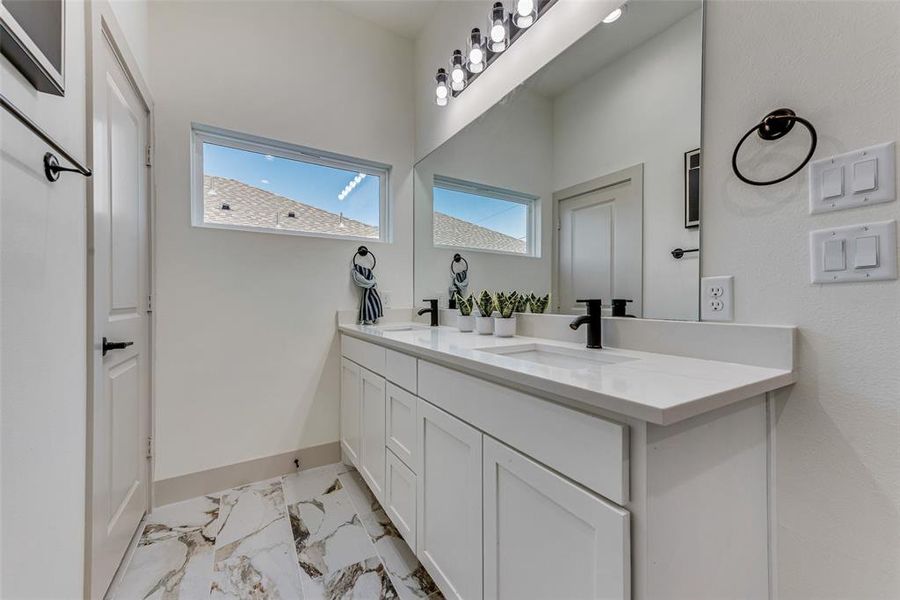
[153,441,341,507]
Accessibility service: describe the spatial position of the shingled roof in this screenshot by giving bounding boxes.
[203,175,379,238]
[433,211,526,254]
[203,174,525,253]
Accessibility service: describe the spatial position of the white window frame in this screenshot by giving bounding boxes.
[432,174,539,257]
[191,123,391,242]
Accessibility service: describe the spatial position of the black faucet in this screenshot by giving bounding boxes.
[569,299,603,349]
[418,299,439,327]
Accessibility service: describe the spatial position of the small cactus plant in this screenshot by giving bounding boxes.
[530,292,551,314]
[455,293,474,316]
[496,291,519,319]
[476,290,496,317]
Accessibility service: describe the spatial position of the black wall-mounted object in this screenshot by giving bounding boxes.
[352,245,376,269]
[671,247,699,259]
[732,108,817,186]
[684,148,700,228]
[450,253,469,274]
[0,92,92,181]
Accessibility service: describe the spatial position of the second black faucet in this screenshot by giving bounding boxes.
[569,299,603,348]
[418,299,439,327]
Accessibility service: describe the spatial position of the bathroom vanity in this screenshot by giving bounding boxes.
[338,314,795,600]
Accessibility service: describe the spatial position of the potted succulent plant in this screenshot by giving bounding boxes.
[455,293,475,332]
[494,291,519,337]
[475,290,496,334]
[530,292,551,314]
[513,292,530,313]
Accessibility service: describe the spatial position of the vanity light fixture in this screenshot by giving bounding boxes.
[513,0,537,28]
[467,28,485,73]
[488,2,509,52]
[435,68,449,106]
[434,0,559,107]
[450,49,467,91]
[602,4,625,24]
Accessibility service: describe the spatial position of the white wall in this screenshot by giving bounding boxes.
[0,2,88,595]
[414,88,553,303]
[148,1,414,481]
[108,0,150,77]
[553,11,701,320]
[703,1,900,596]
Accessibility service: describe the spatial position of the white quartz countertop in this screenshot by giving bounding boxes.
[338,323,796,425]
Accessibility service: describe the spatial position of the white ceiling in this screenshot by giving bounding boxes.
[334,0,442,40]
[526,0,701,98]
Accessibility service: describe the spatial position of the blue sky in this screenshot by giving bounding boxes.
[433,187,527,240]
[204,143,381,226]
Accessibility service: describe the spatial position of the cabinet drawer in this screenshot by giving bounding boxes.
[419,361,628,505]
[341,334,386,375]
[385,349,417,394]
[385,449,417,553]
[386,383,417,470]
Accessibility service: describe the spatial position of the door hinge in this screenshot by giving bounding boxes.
[145,145,152,167]
[147,293,153,314]
[146,435,153,460]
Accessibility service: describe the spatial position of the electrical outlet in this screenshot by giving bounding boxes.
[701,275,734,322]
[381,290,392,308]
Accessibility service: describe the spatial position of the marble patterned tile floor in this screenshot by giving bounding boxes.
[110,463,443,600]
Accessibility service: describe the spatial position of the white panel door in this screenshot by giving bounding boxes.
[90,29,151,599]
[416,399,483,600]
[359,367,387,502]
[483,437,630,600]
[341,358,362,466]
[557,168,642,315]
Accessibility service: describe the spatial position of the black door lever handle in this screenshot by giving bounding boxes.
[102,337,134,356]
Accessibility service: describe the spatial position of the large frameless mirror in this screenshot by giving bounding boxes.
[414,0,703,319]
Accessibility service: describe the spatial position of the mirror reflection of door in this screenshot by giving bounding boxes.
[555,166,643,316]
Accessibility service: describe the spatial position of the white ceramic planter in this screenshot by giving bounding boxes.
[493,316,517,337]
[457,314,475,332]
[475,315,494,335]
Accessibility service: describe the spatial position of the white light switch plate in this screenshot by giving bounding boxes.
[701,276,734,322]
[809,220,897,283]
[808,142,895,214]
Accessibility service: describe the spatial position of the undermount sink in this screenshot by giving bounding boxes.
[475,343,635,370]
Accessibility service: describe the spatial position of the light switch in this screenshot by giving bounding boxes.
[823,239,845,271]
[810,220,897,283]
[808,142,895,214]
[854,236,878,269]
[822,166,843,199]
[852,158,878,193]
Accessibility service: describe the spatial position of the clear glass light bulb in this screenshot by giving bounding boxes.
[469,47,483,65]
[436,85,448,99]
[451,67,464,83]
[491,23,505,43]
[517,0,534,17]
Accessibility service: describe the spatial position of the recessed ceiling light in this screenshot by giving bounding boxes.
[602,6,624,24]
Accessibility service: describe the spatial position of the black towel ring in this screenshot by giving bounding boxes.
[450,253,468,274]
[732,108,817,186]
[352,245,376,269]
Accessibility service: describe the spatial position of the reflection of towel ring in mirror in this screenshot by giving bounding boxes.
[352,245,376,269]
[732,108,817,186]
[450,253,468,274]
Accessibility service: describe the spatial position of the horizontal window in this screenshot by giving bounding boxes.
[433,175,537,256]
[191,124,389,241]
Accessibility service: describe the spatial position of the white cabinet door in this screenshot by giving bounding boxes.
[416,399,483,600]
[385,449,417,552]
[360,367,387,502]
[386,382,417,469]
[483,437,630,600]
[340,358,362,467]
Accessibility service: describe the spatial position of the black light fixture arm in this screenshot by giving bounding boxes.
[0,92,92,182]
[671,247,699,259]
